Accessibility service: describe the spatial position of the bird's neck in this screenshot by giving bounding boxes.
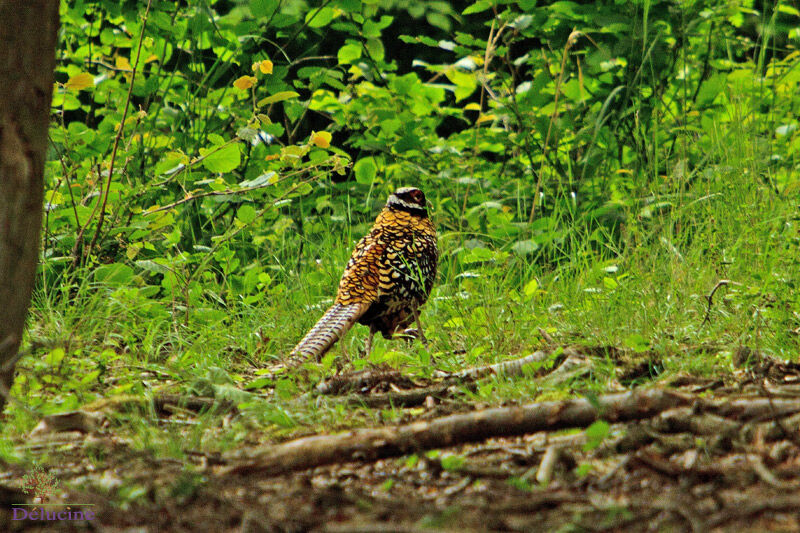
[384,203,428,218]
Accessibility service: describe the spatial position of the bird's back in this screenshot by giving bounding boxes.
[337,207,438,338]
[287,188,437,364]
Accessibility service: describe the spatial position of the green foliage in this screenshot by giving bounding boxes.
[9,0,800,458]
[44,0,800,327]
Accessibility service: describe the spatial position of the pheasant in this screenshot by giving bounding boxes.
[289,186,438,364]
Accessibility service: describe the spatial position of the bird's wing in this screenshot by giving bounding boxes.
[335,228,387,305]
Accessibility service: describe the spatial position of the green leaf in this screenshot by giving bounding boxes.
[237,205,257,224]
[462,247,495,263]
[463,1,491,15]
[603,277,618,289]
[512,240,538,256]
[135,260,171,275]
[365,38,385,62]
[440,455,465,471]
[362,15,393,37]
[778,4,800,16]
[94,263,135,285]
[194,308,229,324]
[523,278,539,297]
[338,43,362,64]
[354,157,377,184]
[306,6,336,28]
[245,376,273,390]
[240,172,277,188]
[623,334,649,353]
[250,0,278,17]
[46,348,66,366]
[155,153,187,176]
[379,118,402,135]
[583,420,611,451]
[696,73,726,107]
[237,126,259,142]
[336,0,361,10]
[257,91,300,107]
[291,182,313,196]
[264,122,285,137]
[201,143,241,173]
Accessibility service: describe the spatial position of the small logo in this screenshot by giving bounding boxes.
[21,464,59,503]
[13,464,95,522]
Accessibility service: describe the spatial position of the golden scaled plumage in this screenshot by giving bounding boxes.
[288,187,438,364]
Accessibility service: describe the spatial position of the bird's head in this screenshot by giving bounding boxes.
[386,187,428,216]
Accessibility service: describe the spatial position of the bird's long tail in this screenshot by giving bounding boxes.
[288,302,368,364]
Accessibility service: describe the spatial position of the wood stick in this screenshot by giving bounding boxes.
[220,388,689,476]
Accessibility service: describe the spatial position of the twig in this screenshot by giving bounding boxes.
[535,445,561,485]
[758,380,800,450]
[537,327,556,345]
[433,348,571,381]
[143,162,318,214]
[320,383,466,408]
[706,495,800,528]
[85,0,152,259]
[701,279,739,326]
[528,30,582,225]
[748,453,798,489]
[316,369,407,395]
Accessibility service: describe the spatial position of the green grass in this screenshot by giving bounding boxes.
[2,109,800,478]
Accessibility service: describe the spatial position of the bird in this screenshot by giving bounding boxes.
[288,186,438,365]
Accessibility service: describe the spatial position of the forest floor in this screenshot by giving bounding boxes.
[4,344,800,532]
[4,125,799,530]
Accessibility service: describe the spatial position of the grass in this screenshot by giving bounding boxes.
[2,103,800,506]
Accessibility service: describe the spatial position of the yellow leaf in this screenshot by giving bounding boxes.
[116,56,132,71]
[65,72,94,91]
[476,113,495,124]
[126,244,141,260]
[310,131,332,148]
[251,60,273,74]
[145,54,159,63]
[233,75,257,90]
[463,102,481,111]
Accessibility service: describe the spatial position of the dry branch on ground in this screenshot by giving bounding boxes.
[221,388,689,476]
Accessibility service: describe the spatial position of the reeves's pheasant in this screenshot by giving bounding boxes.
[289,187,438,363]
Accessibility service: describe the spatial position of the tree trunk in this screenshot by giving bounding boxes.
[0,1,60,417]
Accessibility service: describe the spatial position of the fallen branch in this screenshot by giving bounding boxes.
[706,495,800,528]
[315,347,577,406]
[315,369,408,395]
[219,388,689,477]
[432,348,568,381]
[321,383,469,408]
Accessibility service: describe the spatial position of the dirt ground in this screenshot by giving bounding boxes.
[4,347,800,532]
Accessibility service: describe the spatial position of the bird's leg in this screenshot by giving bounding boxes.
[364,329,375,357]
[340,339,349,362]
[414,310,428,346]
[402,309,428,346]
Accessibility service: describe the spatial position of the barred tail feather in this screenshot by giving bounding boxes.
[288,303,367,363]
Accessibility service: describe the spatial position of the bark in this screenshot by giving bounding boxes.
[0,1,60,417]
[221,388,690,476]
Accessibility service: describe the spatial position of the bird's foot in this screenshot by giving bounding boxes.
[400,328,428,346]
